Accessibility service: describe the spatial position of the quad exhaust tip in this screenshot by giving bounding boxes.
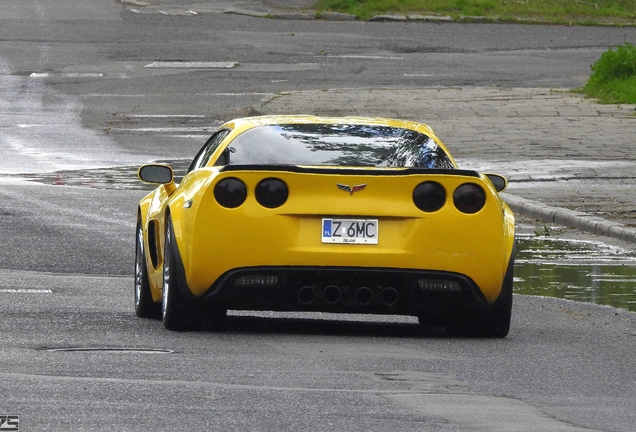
[298,285,399,306]
[355,286,373,305]
[380,287,399,306]
[298,285,316,305]
[323,285,342,304]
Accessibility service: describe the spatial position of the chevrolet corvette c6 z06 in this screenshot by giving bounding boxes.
[135,115,515,337]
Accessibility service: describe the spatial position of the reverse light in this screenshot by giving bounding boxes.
[255,178,289,208]
[214,178,247,208]
[418,279,462,292]
[413,181,446,212]
[233,275,279,287]
[453,183,486,214]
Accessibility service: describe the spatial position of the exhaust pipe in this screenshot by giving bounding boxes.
[355,286,373,305]
[298,286,316,305]
[380,287,399,306]
[323,285,341,304]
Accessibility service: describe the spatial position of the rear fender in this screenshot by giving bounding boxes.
[165,209,198,301]
[141,185,176,301]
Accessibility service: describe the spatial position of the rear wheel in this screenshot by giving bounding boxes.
[452,296,511,338]
[481,253,515,338]
[162,217,198,331]
[200,303,228,330]
[134,219,161,319]
[447,256,514,338]
[161,216,228,331]
[480,290,512,338]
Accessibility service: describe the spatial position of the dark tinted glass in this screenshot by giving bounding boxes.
[219,124,454,169]
[188,129,230,172]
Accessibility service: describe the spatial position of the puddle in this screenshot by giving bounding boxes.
[515,235,636,312]
[12,160,192,190]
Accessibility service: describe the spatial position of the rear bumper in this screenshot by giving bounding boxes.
[198,266,492,320]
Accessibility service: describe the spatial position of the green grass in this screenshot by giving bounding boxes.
[581,43,636,103]
[314,0,636,24]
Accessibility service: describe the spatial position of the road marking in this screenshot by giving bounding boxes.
[326,54,403,60]
[124,114,207,118]
[239,63,321,72]
[109,127,215,132]
[0,289,52,294]
[144,61,238,69]
[17,124,92,128]
[164,134,210,138]
[30,73,104,78]
[120,0,150,6]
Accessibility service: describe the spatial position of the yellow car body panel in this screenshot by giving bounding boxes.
[175,169,511,303]
[138,185,170,302]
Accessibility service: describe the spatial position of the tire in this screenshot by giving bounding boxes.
[462,297,512,338]
[200,303,228,331]
[480,264,513,338]
[448,255,514,338]
[162,216,199,331]
[134,219,161,319]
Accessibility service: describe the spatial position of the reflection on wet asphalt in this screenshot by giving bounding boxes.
[515,235,636,312]
[13,160,192,190]
[11,161,636,312]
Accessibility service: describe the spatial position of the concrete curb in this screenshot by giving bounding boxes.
[502,193,636,244]
[368,14,454,23]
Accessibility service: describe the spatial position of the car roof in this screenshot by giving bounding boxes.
[218,115,440,139]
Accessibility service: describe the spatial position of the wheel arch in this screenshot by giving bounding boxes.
[164,208,198,301]
[492,244,515,309]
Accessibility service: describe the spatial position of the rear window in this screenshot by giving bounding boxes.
[218,124,454,169]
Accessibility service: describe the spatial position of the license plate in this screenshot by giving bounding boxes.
[321,218,378,244]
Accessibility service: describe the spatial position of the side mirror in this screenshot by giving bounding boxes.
[485,173,507,192]
[138,164,173,184]
[138,164,177,195]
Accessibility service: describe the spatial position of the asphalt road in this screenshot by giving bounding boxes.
[0,1,635,430]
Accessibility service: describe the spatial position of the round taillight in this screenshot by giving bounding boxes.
[214,178,247,208]
[255,178,288,208]
[453,183,486,214]
[413,181,446,212]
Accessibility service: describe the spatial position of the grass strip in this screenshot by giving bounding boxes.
[315,0,636,25]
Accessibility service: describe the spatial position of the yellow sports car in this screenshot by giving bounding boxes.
[135,115,515,337]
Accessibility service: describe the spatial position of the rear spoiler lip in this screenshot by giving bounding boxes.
[219,164,480,178]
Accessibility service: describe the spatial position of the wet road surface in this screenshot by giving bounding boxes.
[1,0,635,430]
